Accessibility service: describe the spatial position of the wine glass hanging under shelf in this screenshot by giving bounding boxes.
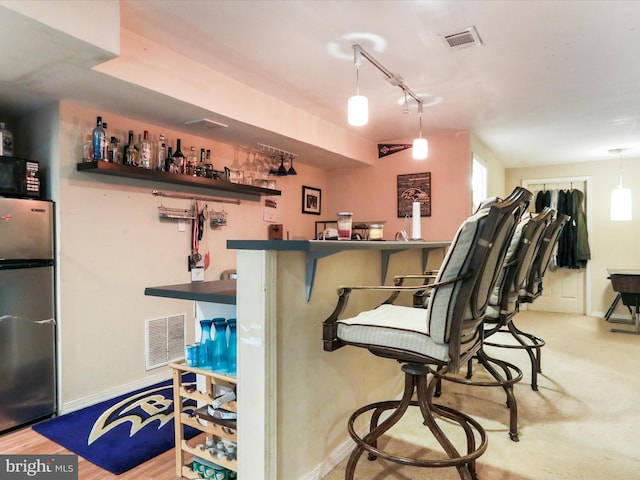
[256,143,298,176]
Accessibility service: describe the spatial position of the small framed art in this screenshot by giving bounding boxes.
[302,185,321,215]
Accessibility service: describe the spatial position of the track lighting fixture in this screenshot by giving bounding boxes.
[347,45,368,126]
[347,44,428,159]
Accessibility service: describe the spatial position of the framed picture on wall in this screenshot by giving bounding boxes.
[302,185,322,215]
[397,172,431,217]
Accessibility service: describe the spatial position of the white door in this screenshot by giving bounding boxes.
[529,266,586,314]
[522,177,592,315]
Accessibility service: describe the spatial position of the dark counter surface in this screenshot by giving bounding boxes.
[227,239,450,251]
[144,279,236,304]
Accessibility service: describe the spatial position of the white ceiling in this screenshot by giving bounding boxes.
[3,1,640,168]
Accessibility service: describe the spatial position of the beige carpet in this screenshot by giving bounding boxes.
[321,311,640,479]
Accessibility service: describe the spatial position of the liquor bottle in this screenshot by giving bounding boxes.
[101,122,109,160]
[156,133,167,170]
[123,130,138,166]
[173,138,185,174]
[112,137,122,164]
[187,146,198,176]
[164,146,174,173]
[200,148,206,164]
[139,130,152,169]
[91,116,106,160]
[82,134,93,162]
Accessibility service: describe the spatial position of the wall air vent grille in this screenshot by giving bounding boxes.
[145,314,186,370]
[444,26,483,50]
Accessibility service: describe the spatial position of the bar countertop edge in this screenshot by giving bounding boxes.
[144,279,236,304]
[226,239,451,251]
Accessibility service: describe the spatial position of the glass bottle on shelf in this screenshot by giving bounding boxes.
[82,134,93,162]
[226,318,236,376]
[101,122,109,160]
[91,116,106,160]
[173,138,185,174]
[199,319,214,369]
[211,318,228,373]
[164,146,174,173]
[156,133,167,171]
[124,130,138,166]
[186,146,198,176]
[107,136,121,164]
[139,130,152,169]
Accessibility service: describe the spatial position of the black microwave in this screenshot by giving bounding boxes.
[0,156,41,199]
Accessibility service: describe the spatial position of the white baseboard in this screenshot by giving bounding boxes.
[298,435,356,480]
[59,370,172,415]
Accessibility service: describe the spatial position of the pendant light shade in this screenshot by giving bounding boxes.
[609,148,632,221]
[348,95,368,126]
[412,103,428,160]
[412,138,429,160]
[347,45,368,126]
[611,186,632,221]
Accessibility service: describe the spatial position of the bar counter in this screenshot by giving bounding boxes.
[225,239,450,478]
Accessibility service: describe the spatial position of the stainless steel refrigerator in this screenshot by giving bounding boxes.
[0,196,56,433]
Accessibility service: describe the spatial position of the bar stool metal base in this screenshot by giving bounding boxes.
[344,363,488,480]
[483,320,545,391]
[435,349,523,442]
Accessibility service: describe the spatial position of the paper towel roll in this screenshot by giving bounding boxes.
[412,201,421,239]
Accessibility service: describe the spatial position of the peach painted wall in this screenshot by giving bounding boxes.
[52,100,330,407]
[325,132,473,241]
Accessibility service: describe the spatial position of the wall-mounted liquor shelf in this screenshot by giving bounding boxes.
[77,161,281,197]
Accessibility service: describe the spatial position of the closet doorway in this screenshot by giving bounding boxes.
[522,176,592,315]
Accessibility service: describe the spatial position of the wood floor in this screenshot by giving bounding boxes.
[0,424,183,479]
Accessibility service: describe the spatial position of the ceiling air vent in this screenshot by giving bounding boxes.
[443,26,483,50]
[184,118,229,130]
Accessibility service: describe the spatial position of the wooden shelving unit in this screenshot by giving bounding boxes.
[77,161,281,197]
[171,362,237,479]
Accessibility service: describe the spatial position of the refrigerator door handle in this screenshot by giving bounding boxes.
[0,315,55,325]
[34,318,56,325]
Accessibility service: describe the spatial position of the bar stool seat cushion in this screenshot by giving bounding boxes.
[337,304,449,361]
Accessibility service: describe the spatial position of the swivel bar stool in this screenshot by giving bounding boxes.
[481,208,554,394]
[323,187,531,479]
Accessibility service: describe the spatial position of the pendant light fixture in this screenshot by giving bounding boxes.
[347,45,368,126]
[609,148,632,221]
[412,103,428,160]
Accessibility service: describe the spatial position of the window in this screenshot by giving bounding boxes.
[472,155,487,212]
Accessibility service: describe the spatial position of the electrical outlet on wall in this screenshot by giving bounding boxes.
[191,266,204,282]
[178,219,186,232]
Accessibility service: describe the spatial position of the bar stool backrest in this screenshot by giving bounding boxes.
[520,213,570,302]
[427,187,532,370]
[488,208,554,318]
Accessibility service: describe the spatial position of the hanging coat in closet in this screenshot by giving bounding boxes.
[572,189,590,267]
[536,187,590,269]
[556,189,590,269]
